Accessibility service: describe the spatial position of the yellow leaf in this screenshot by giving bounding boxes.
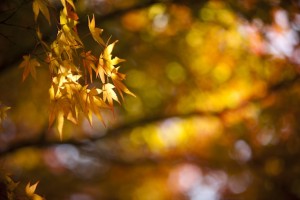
[61,0,78,20]
[81,51,97,82]
[111,67,135,99]
[103,83,119,106]
[59,11,82,48]
[33,194,44,200]
[112,78,136,100]
[67,109,77,124]
[26,182,39,196]
[26,182,44,200]
[88,14,105,46]
[97,41,124,81]
[97,55,106,83]
[88,88,104,124]
[32,0,51,25]
[57,111,64,140]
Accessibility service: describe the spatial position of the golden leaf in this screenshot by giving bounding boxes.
[103,83,119,106]
[111,69,136,99]
[59,12,82,46]
[88,14,105,46]
[86,87,109,126]
[26,181,44,200]
[81,51,97,82]
[26,182,39,196]
[57,111,64,140]
[61,0,78,20]
[32,0,51,25]
[97,41,125,81]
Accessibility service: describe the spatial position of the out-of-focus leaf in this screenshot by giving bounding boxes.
[61,0,78,20]
[26,182,44,200]
[0,102,10,127]
[32,0,51,25]
[18,55,41,81]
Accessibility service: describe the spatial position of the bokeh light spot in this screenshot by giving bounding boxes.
[165,62,186,84]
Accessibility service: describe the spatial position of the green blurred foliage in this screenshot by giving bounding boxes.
[1,0,300,199]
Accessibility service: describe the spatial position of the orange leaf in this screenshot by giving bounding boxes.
[19,55,41,81]
[81,51,97,82]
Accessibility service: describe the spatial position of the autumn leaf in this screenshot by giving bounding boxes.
[59,12,83,46]
[61,0,78,21]
[111,68,136,99]
[97,41,125,82]
[21,0,134,139]
[49,90,76,139]
[0,102,10,130]
[46,53,59,74]
[19,55,41,81]
[103,83,119,106]
[56,111,64,140]
[81,51,97,83]
[87,87,110,125]
[88,14,105,46]
[26,182,39,196]
[49,69,83,138]
[32,0,51,25]
[26,182,44,200]
[96,56,106,83]
[103,41,126,72]
[4,174,19,196]
[97,41,135,100]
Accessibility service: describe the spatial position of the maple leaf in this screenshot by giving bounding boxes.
[81,51,97,83]
[103,41,126,72]
[26,182,44,200]
[0,102,10,130]
[61,0,78,21]
[88,14,105,46]
[49,69,82,138]
[32,0,51,25]
[60,11,83,46]
[111,67,136,99]
[49,91,75,139]
[46,53,60,75]
[19,55,41,81]
[102,83,119,107]
[22,0,135,139]
[84,88,104,125]
[97,41,125,82]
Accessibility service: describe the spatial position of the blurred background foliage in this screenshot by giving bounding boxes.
[1,0,300,199]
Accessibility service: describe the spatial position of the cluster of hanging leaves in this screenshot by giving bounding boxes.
[19,0,135,138]
[0,172,43,200]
